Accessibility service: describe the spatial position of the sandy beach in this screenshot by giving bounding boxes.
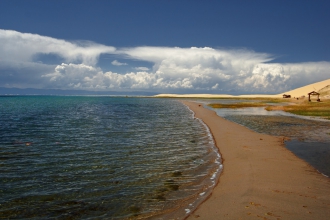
[182,101,330,220]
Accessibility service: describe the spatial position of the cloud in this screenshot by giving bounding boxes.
[111,60,128,66]
[225,61,329,94]
[1,29,330,94]
[0,29,115,65]
[41,63,155,90]
[118,46,330,93]
[39,60,330,94]
[134,67,150,71]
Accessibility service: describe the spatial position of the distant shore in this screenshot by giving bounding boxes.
[154,93,282,98]
[155,78,330,99]
[182,101,330,220]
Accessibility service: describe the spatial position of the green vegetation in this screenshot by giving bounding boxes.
[279,100,330,120]
[259,98,289,104]
[209,98,330,120]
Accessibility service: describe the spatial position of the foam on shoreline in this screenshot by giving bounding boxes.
[153,102,223,220]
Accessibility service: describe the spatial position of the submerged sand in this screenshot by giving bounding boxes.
[183,101,330,220]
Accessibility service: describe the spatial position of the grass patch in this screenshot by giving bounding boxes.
[209,98,330,120]
[268,100,330,119]
[259,98,290,103]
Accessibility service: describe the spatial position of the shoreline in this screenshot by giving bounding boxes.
[182,101,330,220]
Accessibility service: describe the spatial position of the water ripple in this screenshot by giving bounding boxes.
[0,96,221,219]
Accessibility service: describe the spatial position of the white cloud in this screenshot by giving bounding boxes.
[111,60,128,66]
[0,29,115,65]
[1,29,330,94]
[41,63,156,90]
[134,67,149,71]
[39,60,330,94]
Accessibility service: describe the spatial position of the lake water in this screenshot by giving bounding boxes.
[0,96,221,219]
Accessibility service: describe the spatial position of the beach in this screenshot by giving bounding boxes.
[182,101,330,220]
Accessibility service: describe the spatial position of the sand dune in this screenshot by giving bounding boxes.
[282,78,330,98]
[154,78,330,98]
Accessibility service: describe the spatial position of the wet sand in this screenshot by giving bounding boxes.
[182,101,330,220]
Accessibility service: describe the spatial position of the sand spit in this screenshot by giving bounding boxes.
[182,101,330,220]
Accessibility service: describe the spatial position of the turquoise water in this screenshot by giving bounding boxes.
[0,96,221,219]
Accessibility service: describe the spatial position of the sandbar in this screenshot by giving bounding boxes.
[182,101,330,220]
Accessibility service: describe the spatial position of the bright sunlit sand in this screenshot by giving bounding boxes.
[171,79,330,219]
[183,101,330,220]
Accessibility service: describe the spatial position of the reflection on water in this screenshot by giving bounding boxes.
[203,99,330,177]
[210,106,283,116]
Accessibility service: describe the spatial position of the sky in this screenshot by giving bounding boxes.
[0,0,330,95]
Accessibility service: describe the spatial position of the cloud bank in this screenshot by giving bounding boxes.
[0,29,329,94]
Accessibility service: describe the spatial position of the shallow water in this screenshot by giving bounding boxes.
[285,140,330,176]
[0,96,221,219]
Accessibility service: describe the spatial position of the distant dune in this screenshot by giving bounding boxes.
[281,78,330,98]
[154,78,330,98]
[318,85,330,97]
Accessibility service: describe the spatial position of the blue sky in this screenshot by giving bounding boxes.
[0,0,330,94]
